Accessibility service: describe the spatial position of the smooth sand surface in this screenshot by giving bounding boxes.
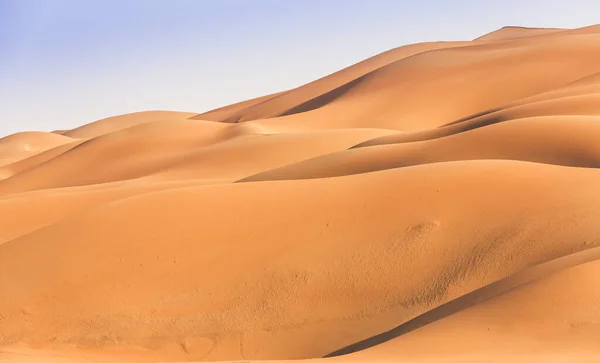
[2,25,600,363]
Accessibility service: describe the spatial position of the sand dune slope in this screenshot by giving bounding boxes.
[62,111,199,139]
[336,248,600,362]
[3,162,600,363]
[196,26,600,133]
[474,25,565,41]
[2,24,600,363]
[192,41,473,123]
[0,132,77,168]
[243,115,600,182]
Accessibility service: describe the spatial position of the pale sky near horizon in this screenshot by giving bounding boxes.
[1,0,599,137]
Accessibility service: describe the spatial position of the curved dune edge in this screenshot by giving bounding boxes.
[2,240,599,362]
[2,24,600,363]
[326,245,600,357]
[240,115,600,182]
[0,131,79,168]
[474,26,566,41]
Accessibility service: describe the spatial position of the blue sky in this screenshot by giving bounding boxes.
[1,0,599,136]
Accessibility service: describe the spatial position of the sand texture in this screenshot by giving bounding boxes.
[2,25,600,363]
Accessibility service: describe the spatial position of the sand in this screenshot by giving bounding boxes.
[1,25,600,363]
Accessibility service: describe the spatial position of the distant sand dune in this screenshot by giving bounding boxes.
[63,110,198,138]
[0,131,77,167]
[2,24,600,363]
[474,26,566,41]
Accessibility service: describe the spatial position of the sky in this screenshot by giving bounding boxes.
[1,0,599,137]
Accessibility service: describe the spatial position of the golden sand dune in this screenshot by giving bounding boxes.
[474,25,566,41]
[0,131,77,169]
[2,25,600,363]
[63,111,199,139]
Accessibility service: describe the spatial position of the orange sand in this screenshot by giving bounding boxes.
[2,25,600,363]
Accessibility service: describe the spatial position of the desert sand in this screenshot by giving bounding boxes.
[2,25,600,363]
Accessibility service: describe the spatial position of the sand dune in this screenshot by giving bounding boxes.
[336,247,600,360]
[2,24,600,363]
[242,115,600,182]
[63,111,199,139]
[474,25,566,41]
[0,131,77,168]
